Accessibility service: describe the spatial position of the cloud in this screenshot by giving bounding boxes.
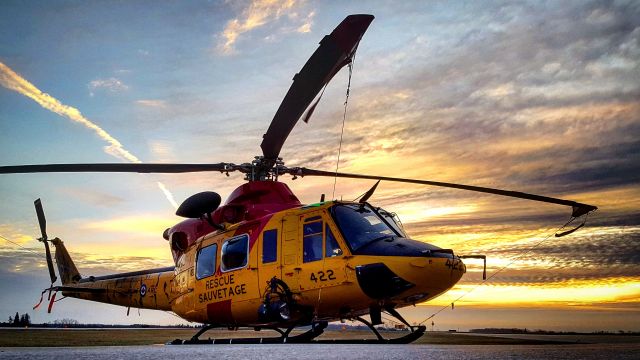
[277,1,640,219]
[0,62,178,209]
[87,77,128,96]
[0,248,170,276]
[1,214,175,276]
[148,140,175,162]
[1,62,138,163]
[296,11,314,33]
[440,279,640,307]
[0,248,45,274]
[217,0,309,55]
[1,1,639,319]
[79,214,175,237]
[404,221,640,291]
[57,188,126,208]
[0,224,36,246]
[488,226,640,269]
[136,99,167,108]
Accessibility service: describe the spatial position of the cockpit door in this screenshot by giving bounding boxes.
[288,211,348,315]
[297,212,347,292]
[280,210,351,312]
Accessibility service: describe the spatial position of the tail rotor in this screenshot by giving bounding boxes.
[34,199,57,284]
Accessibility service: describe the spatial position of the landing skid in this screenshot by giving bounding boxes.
[169,322,328,345]
[169,311,426,345]
[313,316,426,344]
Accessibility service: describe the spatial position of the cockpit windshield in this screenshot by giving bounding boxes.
[330,203,401,251]
[377,208,407,237]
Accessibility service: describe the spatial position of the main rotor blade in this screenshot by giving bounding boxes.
[0,163,233,174]
[34,198,47,240]
[290,168,598,217]
[260,14,374,162]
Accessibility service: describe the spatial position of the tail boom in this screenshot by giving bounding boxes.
[60,267,175,311]
[50,238,174,311]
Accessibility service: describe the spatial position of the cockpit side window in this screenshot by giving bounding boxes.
[303,221,323,263]
[377,208,407,237]
[325,224,343,257]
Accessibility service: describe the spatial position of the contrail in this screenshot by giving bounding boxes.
[0,62,179,209]
[156,182,178,210]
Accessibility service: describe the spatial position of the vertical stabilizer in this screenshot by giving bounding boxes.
[51,238,81,284]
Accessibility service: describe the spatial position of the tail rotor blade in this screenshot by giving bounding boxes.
[43,240,57,284]
[34,198,57,284]
[34,198,47,240]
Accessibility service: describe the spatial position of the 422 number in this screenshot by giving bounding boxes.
[310,270,336,282]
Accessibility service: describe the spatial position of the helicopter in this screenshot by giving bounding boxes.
[0,14,597,344]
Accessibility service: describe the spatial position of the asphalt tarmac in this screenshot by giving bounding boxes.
[2,343,640,360]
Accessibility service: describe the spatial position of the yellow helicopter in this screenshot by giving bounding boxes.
[0,14,596,344]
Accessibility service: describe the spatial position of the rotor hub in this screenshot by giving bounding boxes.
[245,156,286,182]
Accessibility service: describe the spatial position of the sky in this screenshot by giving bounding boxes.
[0,0,638,332]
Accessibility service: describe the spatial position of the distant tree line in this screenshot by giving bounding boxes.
[470,328,640,335]
[0,313,197,328]
[3,312,31,327]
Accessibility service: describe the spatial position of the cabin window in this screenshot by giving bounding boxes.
[196,244,217,279]
[221,234,249,272]
[262,229,278,263]
[303,221,323,263]
[325,224,343,257]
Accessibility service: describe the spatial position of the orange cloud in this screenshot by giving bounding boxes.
[80,214,175,235]
[427,278,640,307]
[218,0,305,55]
[0,224,36,246]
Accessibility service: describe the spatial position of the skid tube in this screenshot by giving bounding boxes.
[311,308,426,345]
[169,310,425,345]
[311,318,425,344]
[168,322,328,345]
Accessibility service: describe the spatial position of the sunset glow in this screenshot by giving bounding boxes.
[434,280,640,307]
[1,1,638,330]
